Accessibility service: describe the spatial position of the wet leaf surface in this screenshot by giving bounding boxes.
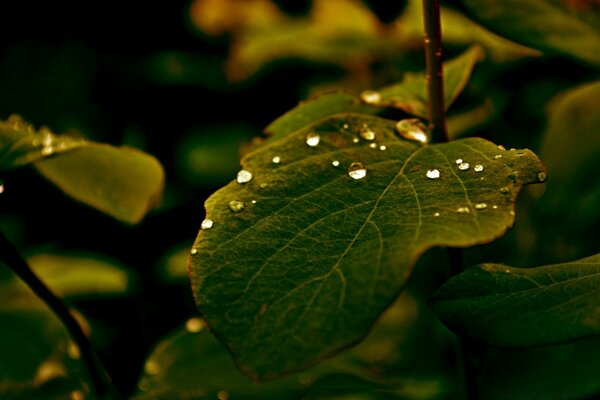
[189,113,545,380]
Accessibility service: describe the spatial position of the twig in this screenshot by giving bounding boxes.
[0,231,118,399]
[422,0,449,143]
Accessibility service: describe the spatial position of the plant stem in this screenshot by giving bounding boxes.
[422,0,448,143]
[0,231,118,399]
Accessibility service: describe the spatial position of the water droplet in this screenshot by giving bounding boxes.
[474,164,484,172]
[494,154,502,159]
[342,123,349,130]
[70,390,85,400]
[426,169,440,179]
[0,183,4,194]
[190,248,198,255]
[185,317,204,333]
[458,162,470,171]
[537,172,547,182]
[434,212,440,217]
[500,187,510,194]
[456,207,470,214]
[360,90,381,104]
[201,219,213,230]
[395,119,429,144]
[369,142,377,148]
[379,145,386,151]
[251,200,257,204]
[492,205,498,209]
[260,183,268,188]
[498,145,506,150]
[509,210,515,216]
[352,137,360,143]
[516,152,526,157]
[509,148,516,151]
[236,170,253,183]
[332,160,340,167]
[455,159,463,164]
[144,360,160,375]
[229,200,245,212]
[272,156,281,164]
[348,162,367,180]
[475,203,488,210]
[359,125,376,141]
[306,132,320,147]
[217,390,229,400]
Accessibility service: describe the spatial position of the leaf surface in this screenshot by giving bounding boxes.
[461,0,600,66]
[190,113,545,380]
[0,116,164,224]
[430,253,600,347]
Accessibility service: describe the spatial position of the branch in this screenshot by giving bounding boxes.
[0,231,118,399]
[422,0,449,143]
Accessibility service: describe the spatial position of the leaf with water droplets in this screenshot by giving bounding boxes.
[430,253,600,348]
[462,0,600,67]
[190,113,545,380]
[0,116,164,224]
[264,46,484,140]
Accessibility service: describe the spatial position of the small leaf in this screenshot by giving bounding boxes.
[377,45,485,117]
[0,116,165,224]
[430,253,600,347]
[190,113,545,380]
[461,0,600,67]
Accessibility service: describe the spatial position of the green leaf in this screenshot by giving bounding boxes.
[0,116,165,224]
[461,0,600,66]
[266,46,484,139]
[430,253,600,347]
[376,45,485,117]
[189,113,546,380]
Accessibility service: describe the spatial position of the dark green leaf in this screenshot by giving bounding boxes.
[376,45,485,117]
[461,0,600,66]
[189,113,545,380]
[430,253,600,347]
[266,46,484,139]
[0,116,164,224]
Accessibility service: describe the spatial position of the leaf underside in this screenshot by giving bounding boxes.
[189,113,545,381]
[430,253,600,348]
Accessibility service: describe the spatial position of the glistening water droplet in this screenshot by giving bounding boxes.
[537,172,547,182]
[475,203,488,210]
[190,248,198,255]
[359,125,376,141]
[201,219,213,230]
[455,158,463,164]
[272,156,281,164]
[379,145,386,151]
[369,143,377,148]
[494,154,502,159]
[500,187,510,194]
[395,119,429,144]
[352,137,360,143]
[229,200,245,212]
[185,317,204,333]
[426,169,440,179]
[458,162,470,171]
[348,162,367,180]
[434,212,440,217]
[474,164,484,172]
[456,207,470,214]
[360,90,381,104]
[332,160,340,167]
[237,170,253,183]
[306,132,320,147]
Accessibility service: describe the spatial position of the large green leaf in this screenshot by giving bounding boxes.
[266,46,484,139]
[461,0,600,66]
[376,45,485,117]
[430,253,600,347]
[189,113,546,380]
[0,116,164,224]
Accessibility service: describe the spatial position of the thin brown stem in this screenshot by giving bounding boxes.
[422,0,449,143]
[0,231,119,399]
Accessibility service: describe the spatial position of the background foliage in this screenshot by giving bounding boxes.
[0,0,598,399]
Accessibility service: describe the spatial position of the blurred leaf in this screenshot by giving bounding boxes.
[376,45,485,117]
[155,245,190,284]
[430,253,600,347]
[536,80,600,262]
[478,336,600,399]
[145,52,228,90]
[136,292,453,399]
[0,116,164,224]
[461,0,600,66]
[190,112,545,380]
[447,99,495,140]
[266,46,484,139]
[0,271,90,398]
